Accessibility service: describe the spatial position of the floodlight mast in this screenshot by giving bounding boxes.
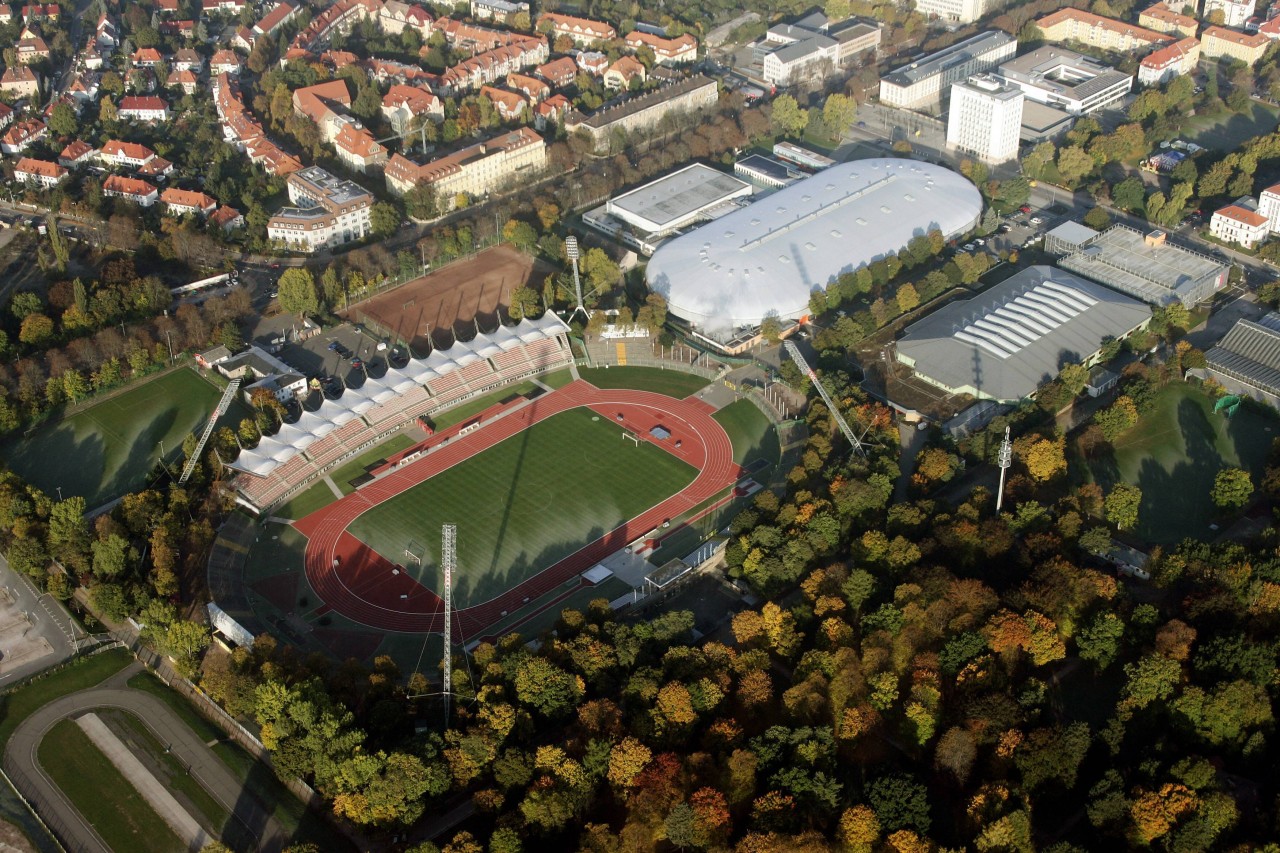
[441,523,455,709]
[996,426,1013,513]
[179,378,241,484]
[566,237,589,323]
[782,341,866,455]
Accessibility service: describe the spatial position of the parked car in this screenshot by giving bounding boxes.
[1019,205,1032,214]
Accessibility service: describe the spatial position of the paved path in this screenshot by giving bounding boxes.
[3,662,288,853]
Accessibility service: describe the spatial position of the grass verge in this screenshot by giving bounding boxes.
[579,366,709,397]
[0,649,132,747]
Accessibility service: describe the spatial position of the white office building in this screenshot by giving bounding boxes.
[1203,0,1255,28]
[996,47,1132,116]
[946,74,1024,163]
[880,30,1017,112]
[914,0,1007,24]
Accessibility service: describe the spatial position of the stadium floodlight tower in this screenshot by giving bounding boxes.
[782,341,868,456]
[996,425,1013,513]
[565,236,589,323]
[179,378,241,484]
[441,523,456,713]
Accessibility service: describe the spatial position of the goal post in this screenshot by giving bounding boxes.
[622,430,639,447]
[404,540,423,568]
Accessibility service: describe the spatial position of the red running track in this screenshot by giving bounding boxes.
[294,380,740,636]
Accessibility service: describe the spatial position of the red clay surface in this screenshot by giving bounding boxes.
[343,245,548,350]
[294,379,740,637]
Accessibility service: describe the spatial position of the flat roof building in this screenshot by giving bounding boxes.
[947,74,1024,164]
[880,30,1017,113]
[646,158,982,334]
[895,265,1150,402]
[996,47,1132,115]
[606,164,753,235]
[734,154,800,189]
[1057,224,1229,306]
[565,75,718,153]
[1195,312,1280,408]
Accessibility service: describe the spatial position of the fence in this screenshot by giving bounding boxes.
[2,760,78,853]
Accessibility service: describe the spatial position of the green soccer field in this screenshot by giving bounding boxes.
[0,368,247,507]
[346,408,697,607]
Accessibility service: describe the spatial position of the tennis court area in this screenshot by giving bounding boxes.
[0,368,246,506]
[346,407,697,607]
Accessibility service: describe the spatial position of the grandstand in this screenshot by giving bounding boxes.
[230,314,573,511]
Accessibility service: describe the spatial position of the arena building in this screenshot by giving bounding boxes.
[644,158,983,336]
[895,266,1150,403]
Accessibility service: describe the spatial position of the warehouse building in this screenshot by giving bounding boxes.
[1193,313,1280,408]
[584,163,752,253]
[895,266,1150,403]
[646,158,982,338]
[1057,224,1229,307]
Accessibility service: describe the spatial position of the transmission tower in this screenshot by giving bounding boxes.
[996,425,1013,513]
[782,341,869,455]
[179,379,241,484]
[441,523,456,712]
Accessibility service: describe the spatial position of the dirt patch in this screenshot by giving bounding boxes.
[0,817,36,852]
[344,245,549,351]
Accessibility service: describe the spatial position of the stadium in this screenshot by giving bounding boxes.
[645,158,983,335]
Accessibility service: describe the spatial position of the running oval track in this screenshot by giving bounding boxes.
[294,379,740,636]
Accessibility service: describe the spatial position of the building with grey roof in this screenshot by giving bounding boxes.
[646,158,982,338]
[879,30,1016,112]
[1193,313,1280,408]
[995,47,1131,116]
[734,155,799,189]
[1058,224,1229,307]
[752,13,881,86]
[894,266,1150,403]
[605,164,752,235]
[1044,220,1099,255]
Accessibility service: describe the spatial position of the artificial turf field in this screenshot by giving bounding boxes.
[345,407,697,608]
[0,368,247,506]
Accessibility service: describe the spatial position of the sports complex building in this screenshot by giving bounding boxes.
[228,313,573,510]
[645,158,983,338]
[894,266,1151,402]
[1192,313,1280,408]
[1054,224,1229,307]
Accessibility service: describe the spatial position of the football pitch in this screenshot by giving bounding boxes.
[346,407,697,608]
[0,368,247,506]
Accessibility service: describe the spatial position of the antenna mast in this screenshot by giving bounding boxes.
[180,378,241,484]
[566,236,588,323]
[782,340,867,455]
[441,523,455,714]
[996,426,1013,512]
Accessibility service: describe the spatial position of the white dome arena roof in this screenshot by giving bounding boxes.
[646,158,983,331]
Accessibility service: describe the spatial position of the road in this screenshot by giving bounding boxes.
[3,661,288,853]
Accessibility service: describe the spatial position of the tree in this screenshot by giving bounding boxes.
[1104,484,1142,530]
[1083,206,1111,230]
[822,93,856,136]
[1019,436,1067,482]
[866,774,930,835]
[1211,467,1253,511]
[370,202,400,238]
[760,312,782,342]
[91,534,131,579]
[277,269,319,316]
[508,287,539,321]
[1112,177,1146,212]
[1056,146,1095,185]
[770,94,808,138]
[895,283,920,314]
[48,497,89,569]
[19,313,54,347]
[48,102,77,138]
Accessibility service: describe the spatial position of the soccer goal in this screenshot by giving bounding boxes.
[622,430,640,447]
[404,540,425,568]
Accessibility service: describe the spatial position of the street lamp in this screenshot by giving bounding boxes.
[55,486,62,502]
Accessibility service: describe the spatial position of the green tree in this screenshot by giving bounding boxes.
[1104,484,1142,530]
[770,94,808,138]
[1056,146,1095,185]
[822,93,856,136]
[48,497,89,569]
[1083,206,1111,230]
[90,533,131,579]
[370,202,400,238]
[1077,612,1125,670]
[1112,177,1146,212]
[277,269,319,316]
[508,287,539,320]
[1211,467,1253,510]
[48,102,77,137]
[92,583,128,621]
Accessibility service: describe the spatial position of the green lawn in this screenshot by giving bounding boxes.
[1179,102,1280,152]
[0,649,132,747]
[0,369,248,507]
[540,368,575,389]
[327,434,416,494]
[430,381,539,431]
[1074,384,1278,543]
[275,481,338,520]
[713,399,780,467]
[38,719,184,853]
[244,524,308,585]
[579,366,709,398]
[348,408,696,607]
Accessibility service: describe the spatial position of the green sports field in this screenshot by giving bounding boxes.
[347,408,696,607]
[0,368,248,507]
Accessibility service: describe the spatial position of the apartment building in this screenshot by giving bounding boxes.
[1203,0,1255,28]
[565,74,719,152]
[1201,25,1269,63]
[914,0,1006,24]
[381,84,443,134]
[384,127,546,204]
[624,30,698,64]
[161,187,218,216]
[14,157,67,188]
[267,166,373,252]
[1138,37,1201,85]
[1210,203,1269,248]
[103,175,159,206]
[1034,8,1173,53]
[538,12,616,46]
[0,65,38,98]
[1137,4,1199,36]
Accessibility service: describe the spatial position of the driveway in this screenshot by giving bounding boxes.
[3,662,287,853]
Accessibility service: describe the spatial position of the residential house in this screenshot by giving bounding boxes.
[1201,25,1270,63]
[172,49,203,72]
[161,187,219,216]
[0,6,12,23]
[58,139,96,167]
[14,156,66,187]
[16,37,50,64]
[576,51,609,76]
[1211,202,1269,248]
[167,69,198,94]
[130,47,163,67]
[333,119,387,173]
[604,55,646,89]
[381,84,443,134]
[20,4,58,20]
[379,0,433,37]
[157,20,195,39]
[210,206,245,230]
[480,85,528,121]
[472,0,528,20]
[210,50,243,75]
[538,12,616,46]
[292,79,352,142]
[437,37,548,95]
[0,103,11,130]
[506,71,549,102]
[1138,36,1201,85]
[0,65,39,98]
[103,175,159,206]
[535,56,578,88]
[624,30,699,64]
[202,0,249,14]
[119,95,170,122]
[0,118,45,153]
[535,93,571,129]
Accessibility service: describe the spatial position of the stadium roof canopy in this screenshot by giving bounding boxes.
[895,266,1150,403]
[645,158,983,332]
[1203,313,1280,399]
[229,313,569,478]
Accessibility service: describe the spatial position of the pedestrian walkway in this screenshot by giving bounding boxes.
[322,474,343,498]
